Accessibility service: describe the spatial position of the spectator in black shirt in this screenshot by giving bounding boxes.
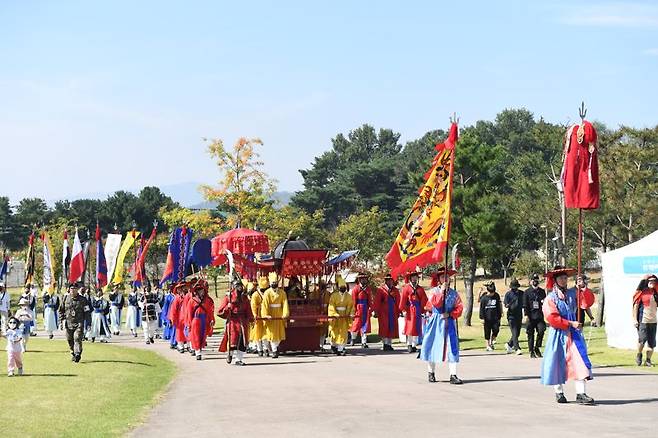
[479,281,503,351]
[504,278,524,355]
[523,273,546,358]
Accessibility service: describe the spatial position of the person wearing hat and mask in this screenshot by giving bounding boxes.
[309,280,331,350]
[42,287,60,339]
[479,281,502,351]
[574,274,597,327]
[6,316,25,376]
[249,277,268,356]
[169,282,191,353]
[349,272,373,348]
[399,272,428,353]
[90,289,111,343]
[141,289,162,345]
[524,274,546,358]
[261,272,289,358]
[0,282,10,335]
[14,297,34,351]
[160,283,176,348]
[541,266,594,405]
[374,274,401,351]
[108,284,125,336]
[81,286,94,339]
[504,278,524,355]
[125,286,142,337]
[328,274,353,355]
[20,285,38,336]
[186,281,215,360]
[218,278,252,365]
[632,274,658,367]
[420,270,463,384]
[59,286,91,362]
[240,280,256,353]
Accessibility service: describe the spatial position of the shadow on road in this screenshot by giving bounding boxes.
[465,375,539,384]
[82,360,152,366]
[595,372,658,378]
[595,398,658,405]
[245,361,318,366]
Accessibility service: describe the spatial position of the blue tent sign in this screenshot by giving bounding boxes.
[623,255,658,274]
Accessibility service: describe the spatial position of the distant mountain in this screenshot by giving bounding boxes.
[272,191,293,207]
[47,182,293,210]
[46,181,204,207]
[189,191,293,210]
[159,182,205,207]
[189,200,218,210]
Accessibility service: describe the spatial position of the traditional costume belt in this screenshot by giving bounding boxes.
[336,306,346,311]
[269,304,281,308]
[356,299,368,306]
[94,309,104,313]
[45,304,56,308]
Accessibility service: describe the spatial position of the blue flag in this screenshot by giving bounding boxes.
[0,257,7,280]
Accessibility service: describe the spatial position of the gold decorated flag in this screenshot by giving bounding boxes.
[42,231,56,292]
[386,123,458,278]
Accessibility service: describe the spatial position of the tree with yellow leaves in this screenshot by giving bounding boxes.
[200,137,277,228]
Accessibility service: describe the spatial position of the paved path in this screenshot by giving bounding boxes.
[119,334,657,438]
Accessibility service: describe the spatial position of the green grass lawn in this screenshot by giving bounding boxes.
[0,337,176,437]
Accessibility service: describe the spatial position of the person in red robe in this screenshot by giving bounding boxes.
[168,282,190,354]
[561,120,600,209]
[399,272,427,353]
[181,288,194,354]
[374,273,401,351]
[575,274,596,326]
[217,279,254,366]
[349,272,373,348]
[186,281,215,360]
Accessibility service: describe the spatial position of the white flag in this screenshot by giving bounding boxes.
[104,233,123,289]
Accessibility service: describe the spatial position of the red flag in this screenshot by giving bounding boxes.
[560,120,600,209]
[133,226,157,285]
[68,229,85,284]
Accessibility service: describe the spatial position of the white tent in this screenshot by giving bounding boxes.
[601,229,658,349]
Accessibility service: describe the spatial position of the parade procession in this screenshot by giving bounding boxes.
[2,106,657,438]
[3,111,631,410]
[3,3,658,437]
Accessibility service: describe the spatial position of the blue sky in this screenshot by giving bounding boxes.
[1,0,657,203]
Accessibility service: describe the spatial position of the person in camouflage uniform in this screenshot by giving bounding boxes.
[59,285,91,362]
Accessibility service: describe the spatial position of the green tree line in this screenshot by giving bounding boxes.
[2,108,657,322]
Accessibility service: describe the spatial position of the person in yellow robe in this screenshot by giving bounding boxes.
[328,275,354,356]
[261,272,289,359]
[249,277,267,357]
[309,280,331,350]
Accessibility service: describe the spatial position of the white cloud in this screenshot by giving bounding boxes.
[559,2,658,28]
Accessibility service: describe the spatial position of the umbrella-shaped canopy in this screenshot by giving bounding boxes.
[211,228,270,260]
